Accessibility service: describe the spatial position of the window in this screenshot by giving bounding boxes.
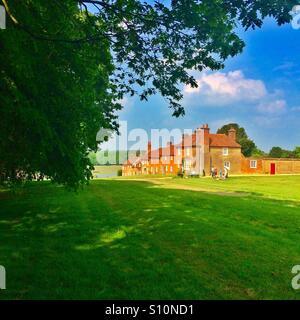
[186,148,190,156]
[250,160,257,169]
[178,149,181,156]
[224,161,230,169]
[223,148,229,156]
[185,159,192,170]
[166,165,168,172]
[170,166,173,173]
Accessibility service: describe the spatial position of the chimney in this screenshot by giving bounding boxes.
[147,141,152,162]
[159,147,162,158]
[200,123,210,146]
[228,128,236,141]
[166,142,173,158]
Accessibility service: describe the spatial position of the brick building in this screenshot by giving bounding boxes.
[122,124,300,176]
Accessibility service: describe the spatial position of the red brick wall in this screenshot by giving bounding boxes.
[241,158,300,175]
[241,157,263,174]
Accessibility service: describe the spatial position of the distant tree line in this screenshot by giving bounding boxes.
[218,124,300,159]
[268,147,300,159]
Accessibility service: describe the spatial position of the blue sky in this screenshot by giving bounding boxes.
[104,14,300,152]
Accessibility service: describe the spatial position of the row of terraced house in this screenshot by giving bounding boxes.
[122,124,300,176]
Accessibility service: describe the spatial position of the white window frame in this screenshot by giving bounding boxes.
[184,159,192,170]
[250,160,257,169]
[223,148,229,156]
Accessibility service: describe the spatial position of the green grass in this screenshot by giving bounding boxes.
[93,165,121,178]
[143,175,300,202]
[0,176,300,299]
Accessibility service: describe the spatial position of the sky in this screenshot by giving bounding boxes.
[101,11,300,153]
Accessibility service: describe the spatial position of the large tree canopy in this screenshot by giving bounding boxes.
[0,0,297,187]
[0,0,121,187]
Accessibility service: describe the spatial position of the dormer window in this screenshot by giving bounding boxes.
[223,148,229,156]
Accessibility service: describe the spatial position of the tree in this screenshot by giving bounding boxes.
[0,0,296,187]
[88,152,98,166]
[269,147,296,158]
[293,147,300,158]
[269,147,284,158]
[0,0,120,187]
[252,147,267,158]
[217,123,259,157]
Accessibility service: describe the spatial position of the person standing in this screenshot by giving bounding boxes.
[224,166,229,179]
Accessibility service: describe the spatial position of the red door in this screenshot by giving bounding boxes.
[270,163,276,175]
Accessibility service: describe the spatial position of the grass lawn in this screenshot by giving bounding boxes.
[92,165,122,178]
[0,176,300,299]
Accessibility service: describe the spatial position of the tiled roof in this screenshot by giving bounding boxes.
[174,133,241,148]
[150,147,162,159]
[161,144,175,157]
[140,153,149,161]
[209,134,241,148]
[174,134,197,148]
[141,144,175,161]
[123,157,142,166]
[123,160,132,166]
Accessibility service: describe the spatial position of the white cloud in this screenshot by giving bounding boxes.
[184,70,267,106]
[273,62,296,72]
[257,100,287,115]
[254,116,281,128]
[117,96,135,117]
[118,96,134,109]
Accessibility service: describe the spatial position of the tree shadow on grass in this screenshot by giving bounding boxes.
[0,180,300,300]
